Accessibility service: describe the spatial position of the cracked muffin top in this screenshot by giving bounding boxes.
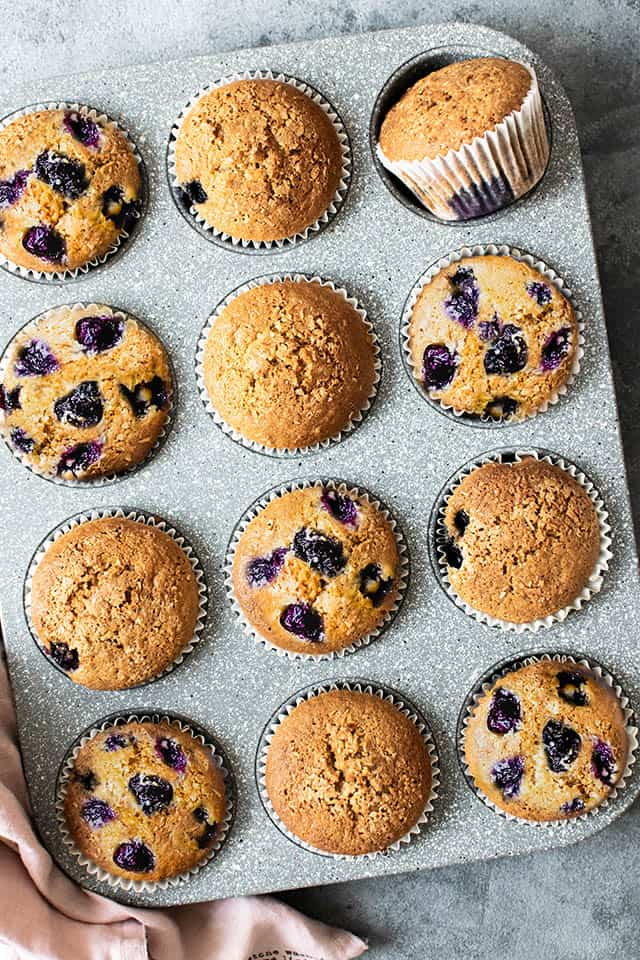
[265,689,432,854]
[173,78,343,242]
[0,108,142,273]
[30,517,200,689]
[202,279,376,451]
[442,458,601,624]
[464,660,629,821]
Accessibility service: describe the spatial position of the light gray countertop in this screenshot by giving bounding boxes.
[1,1,638,956]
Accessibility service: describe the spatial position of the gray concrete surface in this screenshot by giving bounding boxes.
[0,0,638,956]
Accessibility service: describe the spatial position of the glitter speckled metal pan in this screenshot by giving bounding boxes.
[0,21,638,908]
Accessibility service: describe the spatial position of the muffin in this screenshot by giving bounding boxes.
[202,279,377,451]
[30,517,201,689]
[407,255,579,421]
[464,659,630,821]
[442,457,602,624]
[63,720,228,882]
[0,107,142,273]
[173,78,344,243]
[0,304,172,481]
[265,689,433,854]
[231,485,402,656]
[377,58,548,220]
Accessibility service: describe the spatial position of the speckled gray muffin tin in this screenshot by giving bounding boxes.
[0,21,638,907]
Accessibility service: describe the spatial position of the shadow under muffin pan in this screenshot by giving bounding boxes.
[369,43,552,227]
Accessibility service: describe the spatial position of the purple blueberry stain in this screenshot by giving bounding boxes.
[75,314,125,354]
[422,344,458,391]
[443,266,480,328]
[292,527,346,578]
[484,324,528,375]
[63,111,100,148]
[320,489,358,528]
[74,770,97,791]
[487,688,522,735]
[104,733,129,752]
[358,563,394,608]
[541,327,571,372]
[246,547,287,588]
[484,396,518,420]
[119,376,168,418]
[10,427,34,453]
[0,169,29,207]
[22,225,66,264]
[57,439,103,477]
[35,150,88,199]
[128,773,173,815]
[14,339,59,377]
[54,381,104,429]
[542,720,582,773]
[81,798,116,829]
[0,384,21,414]
[490,755,524,800]
[101,185,139,231]
[113,840,155,874]
[527,281,552,306]
[557,670,589,707]
[182,179,208,206]
[592,739,616,786]
[280,602,324,643]
[155,737,188,774]
[560,797,586,815]
[48,641,79,672]
[448,174,514,220]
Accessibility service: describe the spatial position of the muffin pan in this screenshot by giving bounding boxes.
[0,21,639,905]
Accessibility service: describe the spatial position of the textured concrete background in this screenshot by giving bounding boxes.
[0,1,638,956]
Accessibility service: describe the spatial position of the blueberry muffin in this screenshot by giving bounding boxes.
[0,108,142,272]
[464,660,629,821]
[265,689,432,854]
[232,485,401,655]
[408,256,578,421]
[64,720,227,882]
[442,458,601,624]
[174,79,343,242]
[0,304,172,480]
[30,517,201,689]
[202,280,376,451]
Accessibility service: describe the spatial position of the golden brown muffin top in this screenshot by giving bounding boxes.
[174,79,343,242]
[265,689,432,854]
[379,58,532,162]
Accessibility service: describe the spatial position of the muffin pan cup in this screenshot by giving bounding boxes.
[166,69,352,253]
[429,448,613,633]
[195,274,382,458]
[400,243,585,427]
[55,711,235,892]
[0,101,147,284]
[456,651,638,828]
[23,508,208,689]
[256,678,440,858]
[225,478,409,661]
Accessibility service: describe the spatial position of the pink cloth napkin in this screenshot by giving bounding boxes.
[0,653,366,960]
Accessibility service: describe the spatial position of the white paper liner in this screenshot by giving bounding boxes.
[458,651,638,827]
[24,508,208,688]
[0,303,175,486]
[226,479,409,662]
[377,61,549,221]
[433,449,612,632]
[167,70,351,250]
[55,712,234,891]
[400,244,585,426]
[256,679,440,858]
[196,275,381,457]
[0,101,145,282]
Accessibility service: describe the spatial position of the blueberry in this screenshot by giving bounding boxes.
[443,266,479,328]
[560,797,585,815]
[292,527,346,578]
[75,314,125,354]
[557,670,589,707]
[358,562,394,607]
[182,180,208,205]
[454,510,469,535]
[119,377,168,418]
[63,112,100,148]
[54,381,104,429]
[484,324,528,375]
[48,641,79,672]
[246,547,287,588]
[542,720,581,773]
[113,840,155,873]
[193,806,208,823]
[592,739,616,786]
[541,327,571,372]
[104,733,129,752]
[527,281,552,306]
[197,821,218,849]
[484,396,518,420]
[128,773,173,815]
[35,150,88,199]
[22,225,66,264]
[490,755,524,800]
[0,169,29,207]
[0,384,21,413]
[478,315,501,342]
[74,770,97,791]
[444,540,463,569]
[10,427,34,453]
[280,603,324,643]
[56,439,103,477]
[320,489,358,528]
[155,737,187,773]
[14,339,59,377]
[487,688,522,735]
[101,185,139,231]
[422,344,458,391]
[81,798,115,828]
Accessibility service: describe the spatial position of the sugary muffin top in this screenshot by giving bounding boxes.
[379,58,532,162]
[0,108,141,272]
[265,689,432,854]
[443,458,601,624]
[174,79,343,242]
[464,660,629,821]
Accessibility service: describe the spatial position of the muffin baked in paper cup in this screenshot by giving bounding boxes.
[167,70,351,251]
[55,712,234,892]
[225,478,409,661]
[0,101,146,283]
[256,678,440,858]
[457,651,638,827]
[196,274,381,458]
[377,61,549,221]
[400,244,585,426]
[0,303,175,487]
[431,449,612,632]
[24,507,208,687]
